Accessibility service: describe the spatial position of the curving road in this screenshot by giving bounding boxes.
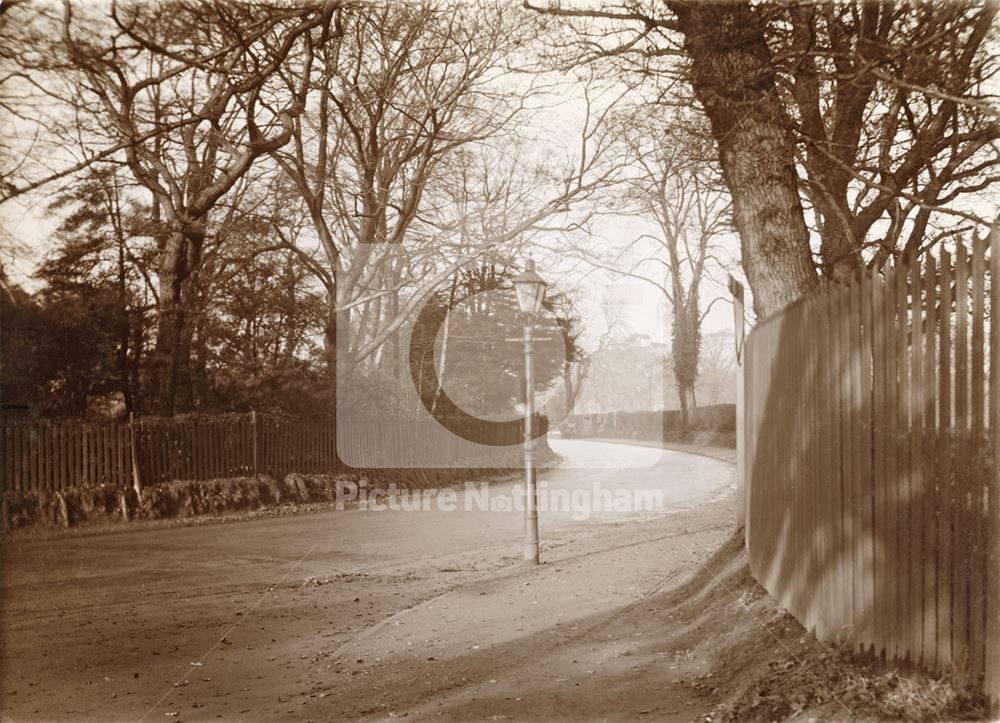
[0,439,733,721]
[544,438,733,520]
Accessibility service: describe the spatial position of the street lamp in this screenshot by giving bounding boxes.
[511,258,547,565]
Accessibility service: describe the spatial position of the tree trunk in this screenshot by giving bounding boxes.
[389,260,402,381]
[563,360,574,419]
[672,298,701,436]
[431,304,451,415]
[815,197,863,283]
[678,383,696,438]
[150,229,201,415]
[191,317,210,409]
[431,278,459,414]
[323,303,339,385]
[115,226,132,412]
[668,0,817,317]
[322,298,345,469]
[130,310,144,414]
[150,302,185,416]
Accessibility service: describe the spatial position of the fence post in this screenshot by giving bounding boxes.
[729,275,747,534]
[129,412,142,502]
[987,222,1000,714]
[251,410,259,476]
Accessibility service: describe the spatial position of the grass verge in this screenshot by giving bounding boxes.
[675,534,988,722]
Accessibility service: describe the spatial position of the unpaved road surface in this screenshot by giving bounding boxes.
[0,440,734,722]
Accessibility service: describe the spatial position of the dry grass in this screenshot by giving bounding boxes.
[680,535,990,722]
[717,639,988,721]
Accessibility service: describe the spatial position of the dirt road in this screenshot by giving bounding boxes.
[0,440,734,722]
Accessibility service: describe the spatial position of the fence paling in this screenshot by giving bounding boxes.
[938,250,954,669]
[971,234,987,683]
[873,270,889,659]
[809,292,824,636]
[744,239,995,694]
[952,245,970,674]
[909,255,923,663]
[987,226,1000,710]
[892,260,908,660]
[923,257,938,669]
[861,270,877,655]
[821,289,836,640]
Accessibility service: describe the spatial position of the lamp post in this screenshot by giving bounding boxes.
[511,258,547,565]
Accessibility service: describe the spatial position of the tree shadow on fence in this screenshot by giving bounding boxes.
[744,282,991,687]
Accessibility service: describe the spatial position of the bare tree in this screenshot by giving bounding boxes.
[525,0,999,315]
[268,2,623,387]
[568,110,732,430]
[1,1,339,413]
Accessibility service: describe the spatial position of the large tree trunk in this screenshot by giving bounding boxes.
[150,298,186,416]
[150,229,202,415]
[668,0,817,317]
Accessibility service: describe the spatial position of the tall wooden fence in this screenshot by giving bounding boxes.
[742,231,1000,696]
[0,412,542,494]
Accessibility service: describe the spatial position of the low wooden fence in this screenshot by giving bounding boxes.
[742,230,999,698]
[0,412,544,493]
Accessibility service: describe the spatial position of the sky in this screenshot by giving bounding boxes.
[534,213,742,351]
[1,196,59,281]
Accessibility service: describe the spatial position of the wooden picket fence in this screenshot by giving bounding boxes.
[741,230,1000,697]
[0,412,539,494]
